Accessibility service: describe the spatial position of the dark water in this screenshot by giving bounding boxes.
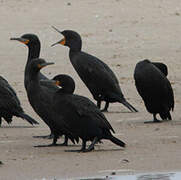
[78,172,181,180]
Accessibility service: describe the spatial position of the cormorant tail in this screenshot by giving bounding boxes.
[168,112,172,120]
[159,111,172,120]
[109,135,126,147]
[120,99,138,112]
[75,136,79,144]
[18,113,39,125]
[69,137,75,144]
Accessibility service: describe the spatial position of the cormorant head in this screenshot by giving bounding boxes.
[51,27,82,51]
[53,74,75,94]
[28,58,54,72]
[10,34,40,48]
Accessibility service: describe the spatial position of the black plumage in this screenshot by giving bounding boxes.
[134,59,174,123]
[51,27,138,113]
[151,62,168,76]
[11,34,59,139]
[0,76,38,126]
[25,58,78,146]
[43,74,125,152]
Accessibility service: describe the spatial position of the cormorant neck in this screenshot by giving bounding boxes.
[69,39,82,52]
[24,44,40,88]
[69,46,81,53]
[28,68,40,83]
[27,44,40,64]
[57,86,74,94]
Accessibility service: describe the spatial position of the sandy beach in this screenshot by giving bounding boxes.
[1,0,181,179]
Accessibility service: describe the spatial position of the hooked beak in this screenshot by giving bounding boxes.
[51,26,62,34]
[40,79,60,86]
[51,26,66,47]
[38,62,54,69]
[10,37,29,44]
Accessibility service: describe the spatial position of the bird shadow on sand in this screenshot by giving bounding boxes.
[103,111,133,114]
[62,148,123,153]
[0,125,37,128]
[91,148,124,152]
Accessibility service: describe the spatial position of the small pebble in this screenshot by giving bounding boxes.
[175,12,180,16]
[155,128,160,131]
[111,171,116,175]
[95,15,99,18]
[122,159,129,163]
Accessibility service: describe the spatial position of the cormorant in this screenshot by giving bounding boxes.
[42,74,126,152]
[51,27,138,113]
[26,58,78,146]
[10,34,58,138]
[134,59,174,123]
[0,76,38,126]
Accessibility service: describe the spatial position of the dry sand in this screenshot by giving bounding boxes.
[1,0,181,179]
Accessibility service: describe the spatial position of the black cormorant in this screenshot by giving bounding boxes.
[26,58,77,146]
[0,76,38,126]
[51,27,138,113]
[42,74,126,152]
[134,59,174,123]
[10,34,58,138]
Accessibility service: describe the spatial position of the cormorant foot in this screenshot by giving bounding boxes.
[65,147,94,153]
[144,120,162,123]
[34,143,57,147]
[101,109,108,112]
[162,119,172,121]
[57,142,68,146]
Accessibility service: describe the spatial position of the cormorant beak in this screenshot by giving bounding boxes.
[40,79,60,86]
[51,26,66,47]
[51,38,66,47]
[51,26,62,34]
[10,37,29,45]
[38,62,54,69]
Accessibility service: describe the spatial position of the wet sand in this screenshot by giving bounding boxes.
[1,0,181,179]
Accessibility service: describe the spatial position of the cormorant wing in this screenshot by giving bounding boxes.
[63,94,115,133]
[163,77,174,111]
[0,76,21,110]
[73,52,120,91]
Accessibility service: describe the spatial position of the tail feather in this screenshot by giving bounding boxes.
[168,112,172,120]
[109,135,126,147]
[19,113,39,125]
[69,136,75,144]
[120,100,138,112]
[75,136,79,144]
[159,111,172,120]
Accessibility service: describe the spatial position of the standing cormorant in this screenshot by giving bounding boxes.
[51,27,138,113]
[42,74,126,152]
[0,76,38,126]
[134,59,174,123]
[10,34,58,138]
[25,58,78,146]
